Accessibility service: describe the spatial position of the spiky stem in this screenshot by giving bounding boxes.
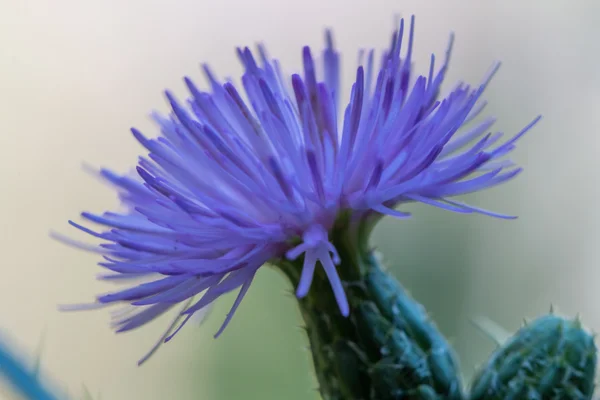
[278,215,464,400]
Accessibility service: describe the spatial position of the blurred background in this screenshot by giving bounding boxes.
[1,0,600,398]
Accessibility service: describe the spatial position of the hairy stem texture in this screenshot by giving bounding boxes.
[279,218,463,400]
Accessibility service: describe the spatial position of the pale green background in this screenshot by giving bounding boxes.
[1,0,599,399]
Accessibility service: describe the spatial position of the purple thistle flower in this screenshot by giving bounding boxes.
[59,16,539,364]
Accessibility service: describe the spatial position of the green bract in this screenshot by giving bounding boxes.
[470,315,597,400]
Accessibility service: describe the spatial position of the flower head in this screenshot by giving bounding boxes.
[60,16,539,363]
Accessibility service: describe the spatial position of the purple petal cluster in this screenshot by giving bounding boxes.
[61,16,539,362]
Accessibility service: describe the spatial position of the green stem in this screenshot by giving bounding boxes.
[278,215,464,400]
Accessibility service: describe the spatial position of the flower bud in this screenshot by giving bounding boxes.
[470,315,597,400]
